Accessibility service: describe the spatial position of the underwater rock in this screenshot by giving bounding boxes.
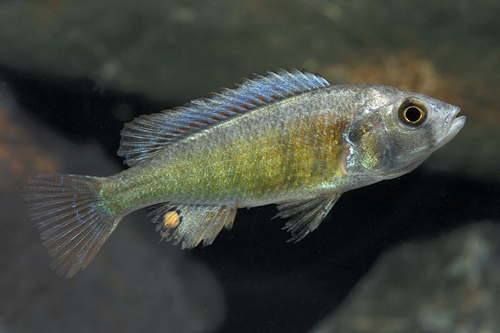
[0,1,498,104]
[311,222,500,333]
[0,85,225,333]
[1,1,499,179]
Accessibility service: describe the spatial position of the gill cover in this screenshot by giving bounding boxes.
[345,97,432,177]
[345,109,393,174]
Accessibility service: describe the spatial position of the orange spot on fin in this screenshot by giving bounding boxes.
[163,211,180,229]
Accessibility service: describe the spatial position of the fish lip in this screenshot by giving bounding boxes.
[436,107,466,148]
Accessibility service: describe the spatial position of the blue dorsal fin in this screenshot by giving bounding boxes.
[118,68,331,166]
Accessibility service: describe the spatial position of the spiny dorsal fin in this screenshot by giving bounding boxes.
[118,68,331,166]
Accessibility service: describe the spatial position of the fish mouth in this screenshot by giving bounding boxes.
[436,106,466,148]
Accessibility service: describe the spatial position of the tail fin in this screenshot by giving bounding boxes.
[21,173,121,278]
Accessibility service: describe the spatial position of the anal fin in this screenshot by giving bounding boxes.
[149,203,237,249]
[275,192,342,242]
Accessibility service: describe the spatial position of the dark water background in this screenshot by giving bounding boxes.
[1,1,499,332]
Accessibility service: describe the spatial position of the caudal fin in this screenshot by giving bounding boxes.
[22,173,120,277]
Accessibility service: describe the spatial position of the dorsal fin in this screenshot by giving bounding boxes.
[118,68,331,166]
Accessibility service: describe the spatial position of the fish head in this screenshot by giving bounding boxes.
[344,85,466,180]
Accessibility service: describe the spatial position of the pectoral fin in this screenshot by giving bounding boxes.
[275,192,342,242]
[149,203,237,249]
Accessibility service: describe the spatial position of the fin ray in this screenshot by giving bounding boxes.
[275,193,342,242]
[22,173,122,277]
[149,203,237,249]
[118,68,330,166]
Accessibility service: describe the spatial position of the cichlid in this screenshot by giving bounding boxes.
[22,69,465,277]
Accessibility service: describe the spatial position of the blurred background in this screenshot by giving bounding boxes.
[1,0,499,332]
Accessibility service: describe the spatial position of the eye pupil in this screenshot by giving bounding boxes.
[404,106,423,123]
[398,100,427,127]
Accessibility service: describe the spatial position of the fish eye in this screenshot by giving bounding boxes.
[398,100,427,127]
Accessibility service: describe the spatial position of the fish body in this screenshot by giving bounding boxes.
[22,69,465,277]
[105,88,348,211]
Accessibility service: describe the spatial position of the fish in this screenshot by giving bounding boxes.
[21,69,466,277]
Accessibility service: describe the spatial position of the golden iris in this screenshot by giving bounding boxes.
[398,100,426,126]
